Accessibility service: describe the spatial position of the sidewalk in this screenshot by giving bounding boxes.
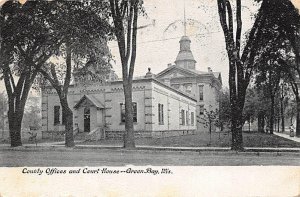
[274,132,300,143]
[1,143,300,153]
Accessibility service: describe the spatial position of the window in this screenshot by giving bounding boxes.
[54,106,60,125]
[199,105,204,115]
[199,85,204,101]
[186,111,189,125]
[158,104,164,125]
[191,112,195,126]
[133,103,137,122]
[184,83,192,93]
[120,102,137,123]
[180,109,185,125]
[171,84,180,90]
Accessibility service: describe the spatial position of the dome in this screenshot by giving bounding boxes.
[179,36,191,42]
[175,36,196,69]
[175,51,196,62]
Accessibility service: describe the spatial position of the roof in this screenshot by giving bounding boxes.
[110,77,197,102]
[155,65,223,88]
[74,95,105,109]
[156,65,207,78]
[175,51,196,63]
[175,35,196,63]
[179,36,191,42]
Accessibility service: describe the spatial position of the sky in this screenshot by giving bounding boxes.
[0,0,299,92]
[109,0,261,87]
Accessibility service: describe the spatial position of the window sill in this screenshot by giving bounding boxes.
[120,122,138,125]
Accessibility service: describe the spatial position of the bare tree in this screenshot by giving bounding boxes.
[216,0,267,150]
[109,0,142,148]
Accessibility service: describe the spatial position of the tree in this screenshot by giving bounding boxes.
[279,82,290,132]
[218,89,231,131]
[109,0,143,148]
[198,107,219,145]
[217,0,300,149]
[253,0,300,136]
[243,88,259,131]
[0,1,60,147]
[255,62,283,134]
[269,0,300,136]
[37,1,111,147]
[286,98,297,125]
[217,0,268,150]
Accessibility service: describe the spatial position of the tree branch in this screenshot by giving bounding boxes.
[128,0,138,82]
[63,41,72,94]
[125,1,133,77]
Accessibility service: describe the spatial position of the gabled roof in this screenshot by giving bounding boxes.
[156,65,223,88]
[156,65,200,78]
[74,95,105,109]
[156,65,211,78]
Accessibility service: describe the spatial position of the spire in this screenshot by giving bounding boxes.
[174,0,196,70]
[184,0,186,36]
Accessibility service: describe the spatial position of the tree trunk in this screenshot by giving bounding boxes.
[123,82,135,148]
[296,97,300,137]
[281,98,285,133]
[231,106,244,151]
[277,116,280,133]
[61,99,74,147]
[269,95,275,134]
[258,112,265,133]
[7,102,25,147]
[59,95,74,147]
[209,121,212,144]
[8,111,23,147]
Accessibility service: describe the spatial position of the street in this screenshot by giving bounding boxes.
[0,148,300,166]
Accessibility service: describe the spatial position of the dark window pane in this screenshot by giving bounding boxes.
[199,85,204,101]
[191,112,194,126]
[54,106,60,125]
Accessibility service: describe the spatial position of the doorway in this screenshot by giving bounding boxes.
[84,107,90,133]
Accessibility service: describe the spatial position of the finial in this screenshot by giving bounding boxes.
[145,67,153,78]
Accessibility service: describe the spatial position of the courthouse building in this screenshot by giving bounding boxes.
[41,35,222,138]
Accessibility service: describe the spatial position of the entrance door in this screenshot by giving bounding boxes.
[84,107,90,132]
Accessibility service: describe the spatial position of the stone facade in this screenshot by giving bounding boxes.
[156,36,222,132]
[41,35,222,136]
[41,77,197,138]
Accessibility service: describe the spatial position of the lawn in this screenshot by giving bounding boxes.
[77,131,300,148]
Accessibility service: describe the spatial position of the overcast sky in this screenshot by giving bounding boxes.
[109,0,261,87]
[0,0,299,92]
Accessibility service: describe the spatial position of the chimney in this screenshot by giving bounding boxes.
[208,67,212,73]
[168,63,172,68]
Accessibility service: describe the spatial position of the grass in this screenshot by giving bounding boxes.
[1,131,299,148]
[77,131,300,148]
